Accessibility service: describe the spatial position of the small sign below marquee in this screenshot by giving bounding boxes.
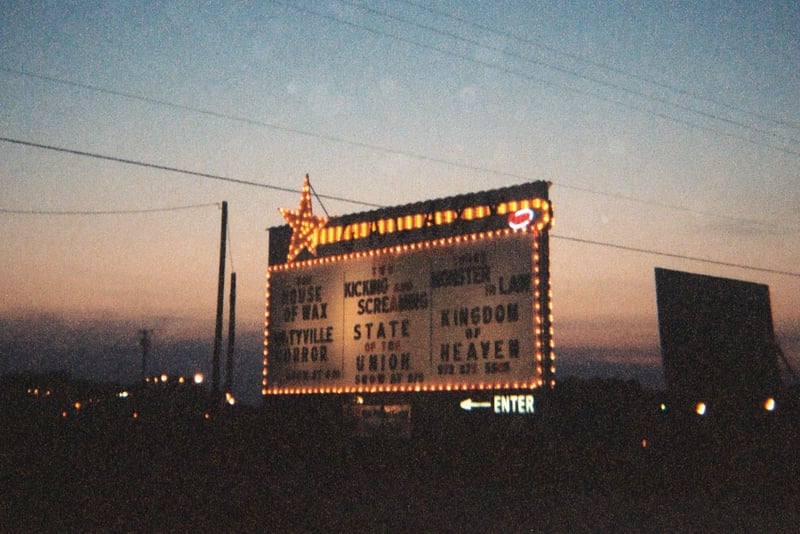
[460,395,536,414]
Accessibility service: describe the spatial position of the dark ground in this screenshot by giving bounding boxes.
[2,378,798,533]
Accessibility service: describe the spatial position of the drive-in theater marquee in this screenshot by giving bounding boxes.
[263,177,555,396]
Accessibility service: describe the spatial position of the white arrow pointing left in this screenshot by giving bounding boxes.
[460,398,491,411]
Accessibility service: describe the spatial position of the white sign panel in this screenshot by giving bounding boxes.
[265,231,539,393]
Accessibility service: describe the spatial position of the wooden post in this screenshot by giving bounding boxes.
[225,271,236,394]
[212,201,227,395]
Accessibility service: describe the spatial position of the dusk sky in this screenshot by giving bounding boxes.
[2,1,798,403]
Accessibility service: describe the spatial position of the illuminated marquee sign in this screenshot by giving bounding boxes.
[263,179,554,396]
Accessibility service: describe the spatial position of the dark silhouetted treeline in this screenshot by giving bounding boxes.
[2,373,798,532]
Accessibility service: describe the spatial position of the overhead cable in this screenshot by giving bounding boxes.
[553,234,800,278]
[339,0,799,145]
[0,136,383,208]
[4,132,787,232]
[0,202,219,215]
[1,69,794,231]
[2,135,797,278]
[398,0,800,134]
[284,2,799,157]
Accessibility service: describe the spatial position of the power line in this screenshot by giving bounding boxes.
[284,2,799,157]
[9,7,796,151]
[1,135,796,278]
[549,183,792,232]
[0,202,220,216]
[2,68,794,233]
[2,133,795,239]
[0,136,383,208]
[339,0,800,147]
[553,234,800,278]
[0,67,538,180]
[398,0,800,135]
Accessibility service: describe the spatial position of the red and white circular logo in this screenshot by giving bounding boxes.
[508,208,535,230]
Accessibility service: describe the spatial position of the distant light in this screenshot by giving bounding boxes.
[160,374,169,383]
[659,403,667,412]
[225,392,236,406]
[132,411,139,420]
[74,401,82,410]
[641,438,648,448]
[117,391,130,399]
[178,376,186,384]
[695,402,707,416]
[204,412,211,420]
[764,397,776,412]
[193,373,204,385]
[355,395,364,405]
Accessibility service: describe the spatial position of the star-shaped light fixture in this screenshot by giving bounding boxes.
[280,174,328,263]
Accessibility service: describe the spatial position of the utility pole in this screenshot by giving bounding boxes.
[212,201,227,396]
[139,329,152,383]
[224,271,236,394]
